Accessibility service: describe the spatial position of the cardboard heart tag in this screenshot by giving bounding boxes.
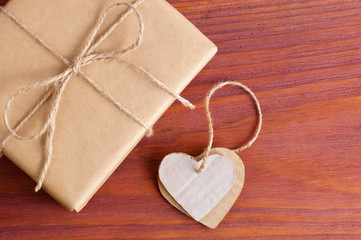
[158,81,262,228]
[159,150,235,221]
[158,147,245,229]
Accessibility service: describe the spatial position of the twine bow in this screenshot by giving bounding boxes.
[0,0,194,192]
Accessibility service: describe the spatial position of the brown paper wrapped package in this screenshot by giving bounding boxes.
[0,0,217,211]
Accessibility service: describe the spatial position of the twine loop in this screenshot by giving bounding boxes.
[197,81,262,173]
[0,0,195,191]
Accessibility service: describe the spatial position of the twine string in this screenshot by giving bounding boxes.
[197,81,262,174]
[0,0,194,191]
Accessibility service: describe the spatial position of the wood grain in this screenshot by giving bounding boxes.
[1,0,361,239]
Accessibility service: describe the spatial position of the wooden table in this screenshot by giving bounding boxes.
[1,0,361,239]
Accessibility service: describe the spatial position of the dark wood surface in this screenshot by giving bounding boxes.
[2,0,361,239]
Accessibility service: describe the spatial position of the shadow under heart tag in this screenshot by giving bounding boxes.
[158,81,263,228]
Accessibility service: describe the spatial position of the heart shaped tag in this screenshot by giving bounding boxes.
[158,147,245,229]
[158,81,262,229]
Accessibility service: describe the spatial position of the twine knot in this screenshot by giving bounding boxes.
[0,0,195,191]
[71,64,80,74]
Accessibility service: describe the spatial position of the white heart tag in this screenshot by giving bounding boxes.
[158,81,262,228]
[159,153,235,221]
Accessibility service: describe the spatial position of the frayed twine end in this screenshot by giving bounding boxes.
[34,183,42,193]
[182,100,195,110]
[146,128,154,137]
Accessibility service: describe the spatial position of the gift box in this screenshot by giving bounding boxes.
[0,0,217,211]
